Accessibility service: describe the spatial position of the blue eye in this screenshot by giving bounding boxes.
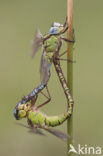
[14,108,19,120]
[14,108,17,115]
[49,27,59,34]
[18,102,21,106]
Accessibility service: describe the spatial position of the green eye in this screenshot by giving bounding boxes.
[18,110,26,118]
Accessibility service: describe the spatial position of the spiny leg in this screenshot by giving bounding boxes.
[61,37,75,43]
[55,50,76,63]
[36,95,50,109]
[59,48,77,58]
[60,26,68,35]
[40,85,50,99]
[57,19,68,35]
[36,85,51,109]
[57,29,75,62]
[59,17,68,35]
[59,50,67,57]
[61,29,75,43]
[58,30,75,58]
[56,58,76,63]
[45,85,51,98]
[31,95,38,107]
[63,16,68,27]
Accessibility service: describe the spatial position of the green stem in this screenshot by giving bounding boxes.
[67,0,74,155]
[67,33,73,155]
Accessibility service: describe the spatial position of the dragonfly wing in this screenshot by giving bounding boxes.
[42,126,70,141]
[16,123,45,136]
[31,28,43,58]
[28,128,45,136]
[40,54,51,84]
[16,123,30,129]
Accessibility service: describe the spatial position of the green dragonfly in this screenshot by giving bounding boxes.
[15,85,73,142]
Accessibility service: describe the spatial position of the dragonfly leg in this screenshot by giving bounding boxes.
[45,85,51,99]
[61,37,75,43]
[36,85,51,109]
[61,29,75,43]
[31,95,38,107]
[54,43,75,63]
[59,17,68,34]
[59,50,67,57]
[59,48,75,58]
[63,16,67,27]
[56,58,76,63]
[60,26,68,34]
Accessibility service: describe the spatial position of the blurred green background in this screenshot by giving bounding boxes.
[0,0,103,156]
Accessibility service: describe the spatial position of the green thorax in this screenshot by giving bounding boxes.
[28,110,45,125]
[43,35,59,63]
[44,35,59,52]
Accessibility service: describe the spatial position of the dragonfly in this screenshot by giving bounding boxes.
[14,17,75,115]
[14,82,73,142]
[14,17,75,140]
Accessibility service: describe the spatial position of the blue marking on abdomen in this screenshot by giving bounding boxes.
[29,83,45,97]
[16,81,46,107]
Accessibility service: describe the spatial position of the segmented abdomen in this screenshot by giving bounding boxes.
[45,113,71,127]
[16,82,46,107]
[43,56,74,127]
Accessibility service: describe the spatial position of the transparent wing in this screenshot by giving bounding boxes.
[40,53,51,84]
[42,126,70,141]
[31,28,43,58]
[16,123,45,136]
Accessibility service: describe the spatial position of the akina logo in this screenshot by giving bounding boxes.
[68,144,102,155]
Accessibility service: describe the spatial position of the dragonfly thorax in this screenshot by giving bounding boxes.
[44,35,59,52]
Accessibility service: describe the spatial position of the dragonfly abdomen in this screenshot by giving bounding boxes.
[21,83,46,104]
[28,110,70,127]
[45,113,71,127]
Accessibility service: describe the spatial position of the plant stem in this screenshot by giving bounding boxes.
[67,0,74,155]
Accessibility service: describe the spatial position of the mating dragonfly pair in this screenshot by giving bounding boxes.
[14,17,75,141]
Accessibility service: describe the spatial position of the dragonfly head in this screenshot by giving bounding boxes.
[14,103,31,120]
[49,22,64,35]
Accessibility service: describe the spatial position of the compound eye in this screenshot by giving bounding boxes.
[49,27,59,34]
[18,110,26,118]
[14,108,19,120]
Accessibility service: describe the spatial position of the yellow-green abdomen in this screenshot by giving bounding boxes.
[45,112,71,127]
[28,109,72,127]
